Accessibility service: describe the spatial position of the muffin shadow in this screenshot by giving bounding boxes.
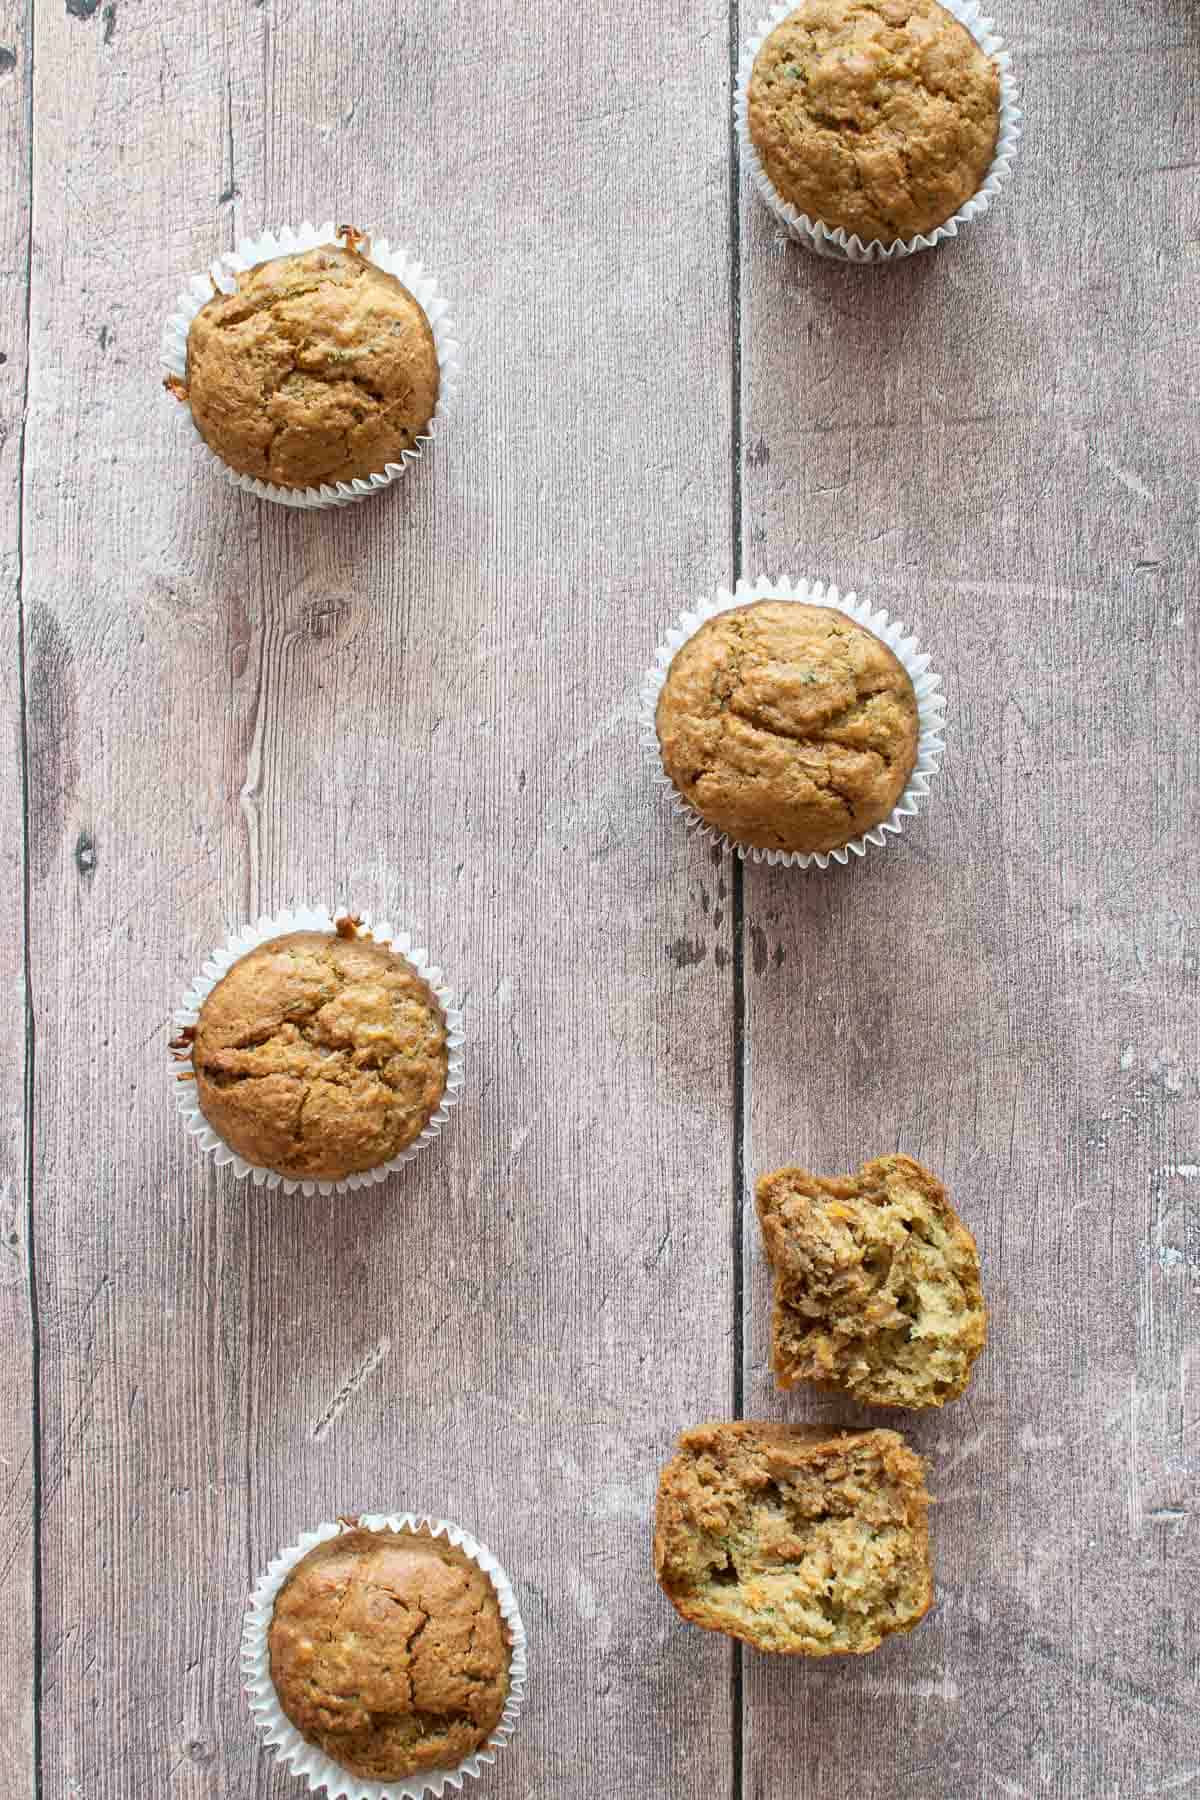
[784,233,947,316]
[762,221,1022,403]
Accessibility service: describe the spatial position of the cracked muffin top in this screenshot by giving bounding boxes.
[178,238,440,489]
[747,0,1001,245]
[269,1526,511,1782]
[654,1422,933,1655]
[655,600,919,855]
[190,926,448,1181]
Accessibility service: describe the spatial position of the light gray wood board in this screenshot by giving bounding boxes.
[0,0,34,1792]
[736,4,1200,1795]
[23,1,738,1797]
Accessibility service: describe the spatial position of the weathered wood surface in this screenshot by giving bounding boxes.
[5,0,1198,1797]
[0,0,34,1793]
[19,1,735,1797]
[738,3,1200,1795]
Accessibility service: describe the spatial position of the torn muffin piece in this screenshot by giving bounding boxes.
[756,1153,987,1407]
[654,1421,933,1655]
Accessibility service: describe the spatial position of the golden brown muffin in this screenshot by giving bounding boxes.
[269,1526,511,1782]
[747,0,1001,244]
[655,601,919,855]
[654,1422,933,1655]
[175,235,440,489]
[185,924,448,1181]
[757,1154,987,1406]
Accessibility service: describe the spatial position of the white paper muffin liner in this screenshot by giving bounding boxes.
[735,0,1022,262]
[170,904,465,1195]
[161,220,459,507]
[243,1513,528,1800]
[639,575,946,870]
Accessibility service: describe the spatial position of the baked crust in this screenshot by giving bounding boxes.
[191,929,448,1181]
[180,241,439,488]
[655,601,919,854]
[748,0,1001,244]
[269,1527,510,1781]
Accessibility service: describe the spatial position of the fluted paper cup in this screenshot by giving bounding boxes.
[640,575,946,870]
[169,904,465,1194]
[243,1513,528,1799]
[735,0,1021,262]
[161,219,459,506]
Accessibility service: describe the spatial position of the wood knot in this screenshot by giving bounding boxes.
[303,596,352,643]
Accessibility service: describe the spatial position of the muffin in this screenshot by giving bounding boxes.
[757,1154,987,1406]
[176,918,449,1182]
[169,229,441,490]
[654,599,920,856]
[655,1421,933,1655]
[268,1524,513,1783]
[745,0,1002,246]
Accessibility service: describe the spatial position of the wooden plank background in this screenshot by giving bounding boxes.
[738,3,1200,1793]
[1,0,35,1792]
[3,1,1197,1796]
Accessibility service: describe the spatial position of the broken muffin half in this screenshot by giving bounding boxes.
[756,1153,987,1408]
[654,1421,933,1655]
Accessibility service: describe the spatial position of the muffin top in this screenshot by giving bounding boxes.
[655,600,920,855]
[189,925,448,1181]
[747,0,1001,244]
[654,1422,933,1655]
[179,237,440,489]
[269,1526,511,1782]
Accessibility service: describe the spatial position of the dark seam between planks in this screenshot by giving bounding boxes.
[727,1,744,1796]
[16,2,43,1795]
[244,383,271,1800]
[224,69,235,238]
[727,0,745,1431]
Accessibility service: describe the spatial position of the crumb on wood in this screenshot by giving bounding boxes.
[336,223,369,258]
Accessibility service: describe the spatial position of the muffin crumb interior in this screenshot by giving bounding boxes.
[655,1422,934,1655]
[757,1154,987,1406]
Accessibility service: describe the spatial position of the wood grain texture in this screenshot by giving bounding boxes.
[0,0,33,1792]
[13,0,1200,1796]
[737,3,1200,1795]
[23,1,736,1796]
